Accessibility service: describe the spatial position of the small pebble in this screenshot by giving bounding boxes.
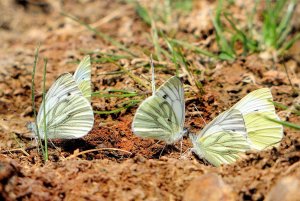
[183,173,235,201]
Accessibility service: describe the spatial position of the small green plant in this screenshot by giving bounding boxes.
[171,0,299,61]
[213,0,299,58]
[261,0,297,53]
[212,0,236,60]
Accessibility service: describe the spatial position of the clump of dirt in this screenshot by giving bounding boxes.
[0,1,300,200]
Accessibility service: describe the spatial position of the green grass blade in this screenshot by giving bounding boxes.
[262,0,277,48]
[151,20,162,61]
[264,116,300,130]
[91,54,129,63]
[135,2,151,25]
[92,92,139,98]
[211,0,235,60]
[271,100,300,116]
[42,58,48,162]
[164,38,180,75]
[171,0,193,12]
[224,13,258,53]
[246,0,259,37]
[94,100,141,114]
[276,0,296,48]
[279,33,300,54]
[170,39,218,59]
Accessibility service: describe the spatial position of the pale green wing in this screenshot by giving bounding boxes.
[191,129,250,167]
[191,109,249,166]
[232,88,283,150]
[132,95,182,144]
[37,94,94,139]
[199,109,247,138]
[73,55,92,101]
[233,88,275,114]
[37,73,82,124]
[36,73,94,139]
[244,111,283,150]
[155,76,185,129]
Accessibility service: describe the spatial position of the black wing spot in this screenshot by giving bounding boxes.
[254,109,259,112]
[163,94,168,99]
[67,92,71,96]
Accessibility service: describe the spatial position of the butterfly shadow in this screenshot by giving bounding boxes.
[190,152,210,166]
[55,138,96,153]
[152,144,180,159]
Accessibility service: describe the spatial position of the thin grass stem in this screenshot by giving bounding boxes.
[42,58,49,161]
[31,44,45,157]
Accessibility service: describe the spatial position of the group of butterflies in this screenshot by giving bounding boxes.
[28,55,283,167]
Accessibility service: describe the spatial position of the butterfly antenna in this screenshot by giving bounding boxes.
[150,54,156,95]
[193,104,207,125]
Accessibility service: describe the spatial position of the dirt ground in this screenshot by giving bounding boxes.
[0,0,300,200]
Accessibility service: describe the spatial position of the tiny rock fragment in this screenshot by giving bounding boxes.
[183,173,235,201]
[265,176,300,201]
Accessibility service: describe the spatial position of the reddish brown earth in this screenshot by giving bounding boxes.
[0,1,300,200]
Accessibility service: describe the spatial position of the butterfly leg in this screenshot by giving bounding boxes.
[49,139,59,150]
[158,144,167,159]
[180,137,183,156]
[179,148,192,159]
[33,136,41,154]
[147,140,161,148]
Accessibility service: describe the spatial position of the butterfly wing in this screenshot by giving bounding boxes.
[233,88,275,114]
[132,95,182,144]
[243,111,283,150]
[37,73,82,123]
[232,88,283,150]
[73,55,92,101]
[191,109,249,166]
[155,76,185,130]
[199,109,247,138]
[36,73,94,139]
[37,94,94,139]
[191,128,250,167]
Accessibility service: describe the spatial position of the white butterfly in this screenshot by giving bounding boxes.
[28,56,94,139]
[190,88,283,167]
[132,76,186,144]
